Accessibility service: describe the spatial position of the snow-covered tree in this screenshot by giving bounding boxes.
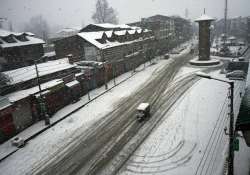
[92,0,119,24]
[24,15,50,41]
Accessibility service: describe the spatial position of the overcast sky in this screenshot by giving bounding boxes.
[1,0,250,32]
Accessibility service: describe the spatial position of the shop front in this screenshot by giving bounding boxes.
[0,104,15,143]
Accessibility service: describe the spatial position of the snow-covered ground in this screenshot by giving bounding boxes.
[0,52,176,175]
[118,70,245,175]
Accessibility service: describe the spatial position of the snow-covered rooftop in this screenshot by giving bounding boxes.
[78,31,122,49]
[3,58,75,85]
[65,80,79,88]
[77,28,152,49]
[0,29,22,37]
[93,23,131,29]
[52,27,81,39]
[0,29,44,48]
[0,36,45,48]
[6,79,64,102]
[195,14,215,22]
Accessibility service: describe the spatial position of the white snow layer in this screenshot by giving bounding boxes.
[118,71,245,175]
[3,58,75,85]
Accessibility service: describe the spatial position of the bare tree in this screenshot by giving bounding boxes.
[24,15,50,41]
[92,0,119,24]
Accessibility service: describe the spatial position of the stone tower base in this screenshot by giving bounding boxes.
[189,57,221,66]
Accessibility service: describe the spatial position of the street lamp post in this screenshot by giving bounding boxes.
[34,60,50,125]
[196,72,234,175]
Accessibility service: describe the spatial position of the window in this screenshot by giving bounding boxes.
[96,39,106,44]
[2,36,16,43]
[15,35,29,42]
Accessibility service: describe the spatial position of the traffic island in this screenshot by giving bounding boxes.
[189,57,221,66]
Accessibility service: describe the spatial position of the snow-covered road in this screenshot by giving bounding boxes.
[117,70,245,175]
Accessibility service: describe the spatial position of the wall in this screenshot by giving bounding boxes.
[2,44,44,71]
[12,98,33,132]
[84,43,101,61]
[54,35,85,60]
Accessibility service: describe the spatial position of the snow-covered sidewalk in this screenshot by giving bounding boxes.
[118,69,245,175]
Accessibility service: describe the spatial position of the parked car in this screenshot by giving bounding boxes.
[136,103,150,122]
[226,70,246,80]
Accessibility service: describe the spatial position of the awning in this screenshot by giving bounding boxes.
[0,96,12,111]
[65,80,80,88]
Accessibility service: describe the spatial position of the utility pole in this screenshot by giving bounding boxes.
[101,50,108,90]
[112,62,116,86]
[196,73,235,175]
[34,60,50,125]
[86,76,91,101]
[228,81,234,175]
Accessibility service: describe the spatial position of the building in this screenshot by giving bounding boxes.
[214,16,249,40]
[128,15,192,55]
[0,74,86,143]
[129,15,175,54]
[0,29,45,71]
[0,58,79,96]
[0,96,15,143]
[51,27,82,40]
[53,34,85,62]
[171,16,193,43]
[54,23,155,63]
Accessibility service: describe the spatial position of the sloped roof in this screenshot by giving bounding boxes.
[114,30,127,36]
[0,36,45,48]
[91,23,131,29]
[146,15,171,21]
[80,23,133,32]
[77,31,123,49]
[3,58,75,85]
[77,27,151,50]
[0,29,44,48]
[0,29,35,37]
[5,79,64,102]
